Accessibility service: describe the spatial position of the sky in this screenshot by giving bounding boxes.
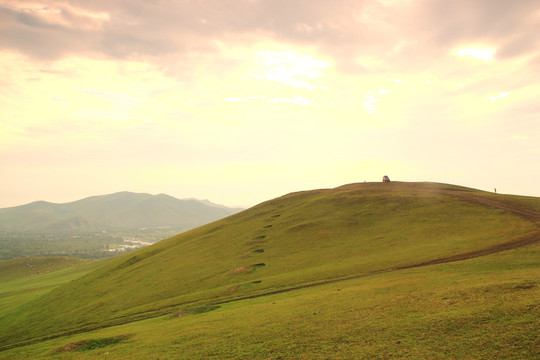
[1,0,539,209]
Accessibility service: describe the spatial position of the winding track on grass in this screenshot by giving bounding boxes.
[2,189,539,352]
[214,189,540,305]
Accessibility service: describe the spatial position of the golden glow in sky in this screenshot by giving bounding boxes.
[456,48,495,61]
[252,49,330,89]
[1,0,539,208]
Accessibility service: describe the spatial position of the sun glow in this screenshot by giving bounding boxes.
[456,48,495,61]
[489,92,511,102]
[251,49,330,89]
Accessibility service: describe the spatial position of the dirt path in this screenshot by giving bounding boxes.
[216,230,540,306]
[445,190,540,223]
[215,190,540,305]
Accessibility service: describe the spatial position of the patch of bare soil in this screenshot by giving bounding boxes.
[246,235,267,245]
[52,335,130,353]
[231,265,252,274]
[231,263,266,274]
[53,340,88,353]
[238,249,265,258]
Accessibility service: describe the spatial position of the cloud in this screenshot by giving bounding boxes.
[456,48,495,61]
[1,0,540,207]
[498,31,540,59]
[2,0,539,75]
[224,95,312,106]
[415,0,538,43]
[410,0,540,66]
[0,1,107,59]
[250,49,329,89]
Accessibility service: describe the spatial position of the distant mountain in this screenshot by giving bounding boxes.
[0,192,243,232]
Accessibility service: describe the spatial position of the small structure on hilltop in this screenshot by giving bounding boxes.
[382,175,390,182]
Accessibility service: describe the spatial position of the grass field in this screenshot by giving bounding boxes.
[0,182,538,359]
[0,257,107,315]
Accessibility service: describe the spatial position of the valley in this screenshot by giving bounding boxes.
[0,227,181,259]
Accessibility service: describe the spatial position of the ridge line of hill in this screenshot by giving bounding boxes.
[444,191,540,223]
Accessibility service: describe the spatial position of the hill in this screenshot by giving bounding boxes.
[0,257,91,283]
[0,182,538,358]
[0,192,242,232]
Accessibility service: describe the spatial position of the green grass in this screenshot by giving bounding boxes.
[0,257,91,282]
[0,257,106,315]
[1,242,537,359]
[50,335,130,354]
[0,182,538,358]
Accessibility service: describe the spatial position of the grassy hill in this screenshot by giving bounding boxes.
[0,182,538,359]
[0,257,92,283]
[0,257,107,319]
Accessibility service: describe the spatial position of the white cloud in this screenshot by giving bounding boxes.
[456,48,496,61]
[250,49,329,89]
[224,96,266,102]
[224,95,311,106]
[267,96,311,106]
[361,89,390,115]
[489,92,511,102]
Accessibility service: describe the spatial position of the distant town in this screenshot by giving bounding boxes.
[105,236,155,252]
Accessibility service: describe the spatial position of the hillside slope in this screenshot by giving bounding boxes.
[1,182,539,349]
[0,192,242,232]
[0,257,91,283]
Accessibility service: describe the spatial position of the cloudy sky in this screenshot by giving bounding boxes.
[1,0,539,208]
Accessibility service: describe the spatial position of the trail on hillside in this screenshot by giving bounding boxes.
[214,190,540,305]
[445,189,540,223]
[215,231,540,306]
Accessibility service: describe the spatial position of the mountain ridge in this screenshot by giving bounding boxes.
[0,191,243,232]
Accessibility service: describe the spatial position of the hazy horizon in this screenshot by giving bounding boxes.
[1,180,538,211]
[0,190,246,209]
[1,0,539,209]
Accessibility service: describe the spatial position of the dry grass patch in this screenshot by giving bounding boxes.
[231,263,266,274]
[52,335,130,353]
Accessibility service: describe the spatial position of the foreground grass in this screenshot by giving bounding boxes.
[0,258,105,315]
[1,241,538,359]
